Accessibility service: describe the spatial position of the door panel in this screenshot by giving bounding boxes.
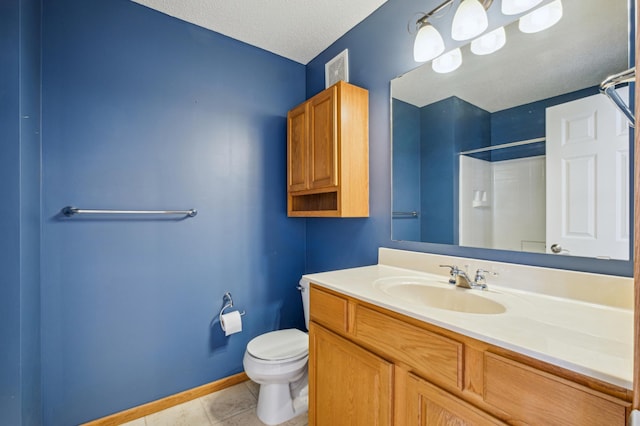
[546,88,629,259]
[309,87,338,189]
[309,323,393,426]
[288,104,308,191]
[406,373,506,425]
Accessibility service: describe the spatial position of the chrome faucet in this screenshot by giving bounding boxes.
[439,265,489,290]
[439,265,460,285]
[473,269,490,289]
[454,270,474,289]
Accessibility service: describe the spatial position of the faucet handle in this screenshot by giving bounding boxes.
[473,269,496,289]
[439,265,460,284]
[475,268,488,279]
[440,264,458,271]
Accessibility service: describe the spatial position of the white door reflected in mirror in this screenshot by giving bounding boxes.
[545,87,630,260]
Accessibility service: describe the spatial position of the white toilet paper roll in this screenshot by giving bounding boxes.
[220,310,243,336]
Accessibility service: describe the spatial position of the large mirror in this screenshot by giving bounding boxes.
[391,0,633,261]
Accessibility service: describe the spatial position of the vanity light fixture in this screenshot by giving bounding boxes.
[412,0,494,62]
[451,0,490,41]
[432,48,463,73]
[471,26,506,55]
[412,0,453,62]
[501,0,543,15]
[414,22,446,62]
[519,0,563,33]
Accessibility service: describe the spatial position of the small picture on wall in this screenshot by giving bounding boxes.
[325,49,349,88]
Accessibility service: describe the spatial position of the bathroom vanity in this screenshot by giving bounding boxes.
[305,248,633,425]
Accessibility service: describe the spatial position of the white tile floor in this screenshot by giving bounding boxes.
[120,381,308,426]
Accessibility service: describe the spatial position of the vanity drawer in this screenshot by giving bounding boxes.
[354,305,463,390]
[310,285,348,333]
[483,353,628,425]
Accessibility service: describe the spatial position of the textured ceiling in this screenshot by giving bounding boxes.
[131,0,388,64]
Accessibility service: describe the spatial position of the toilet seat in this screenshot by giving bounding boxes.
[246,329,308,361]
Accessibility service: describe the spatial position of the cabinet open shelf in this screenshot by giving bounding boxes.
[289,192,338,216]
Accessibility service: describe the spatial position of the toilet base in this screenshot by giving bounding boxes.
[256,372,308,425]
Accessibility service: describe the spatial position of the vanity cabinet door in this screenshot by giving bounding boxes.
[308,86,338,190]
[483,353,629,425]
[406,373,507,426]
[286,87,338,193]
[287,102,308,192]
[309,322,393,426]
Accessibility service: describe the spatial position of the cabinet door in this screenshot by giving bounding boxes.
[483,353,628,425]
[407,373,506,426]
[309,322,392,426]
[308,86,338,189]
[287,102,308,192]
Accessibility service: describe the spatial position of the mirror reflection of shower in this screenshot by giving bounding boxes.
[459,140,546,253]
[458,87,629,260]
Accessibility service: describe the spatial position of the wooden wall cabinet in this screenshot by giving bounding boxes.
[309,285,631,426]
[287,81,369,217]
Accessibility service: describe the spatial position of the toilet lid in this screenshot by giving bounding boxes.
[247,329,308,361]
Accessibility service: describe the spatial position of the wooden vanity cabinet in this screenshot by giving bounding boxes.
[287,81,369,217]
[308,284,631,426]
[309,323,393,426]
[483,353,628,425]
[406,373,507,425]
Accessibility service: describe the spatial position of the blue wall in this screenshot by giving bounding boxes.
[0,0,42,424]
[392,99,421,241]
[40,0,306,424]
[304,0,633,276]
[419,97,489,244]
[1,0,635,424]
[491,86,599,147]
[393,95,491,244]
[0,2,23,424]
[487,86,600,162]
[19,0,43,423]
[420,97,456,244]
[393,96,491,244]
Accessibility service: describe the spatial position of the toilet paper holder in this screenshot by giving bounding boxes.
[219,292,246,324]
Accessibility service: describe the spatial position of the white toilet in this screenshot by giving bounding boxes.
[242,279,310,425]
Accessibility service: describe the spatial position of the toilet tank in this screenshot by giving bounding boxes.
[299,278,311,330]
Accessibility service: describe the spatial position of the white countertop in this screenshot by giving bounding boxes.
[304,263,634,390]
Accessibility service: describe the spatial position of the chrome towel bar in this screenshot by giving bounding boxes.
[61,206,197,217]
[393,211,419,218]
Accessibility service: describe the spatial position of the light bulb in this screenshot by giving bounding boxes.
[519,0,563,34]
[451,0,489,41]
[432,48,463,73]
[471,26,506,55]
[501,0,543,15]
[413,22,445,62]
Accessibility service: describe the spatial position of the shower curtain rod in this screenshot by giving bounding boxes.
[61,206,198,217]
[459,137,545,156]
[600,67,635,128]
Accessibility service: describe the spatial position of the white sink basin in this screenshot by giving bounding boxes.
[374,277,506,315]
